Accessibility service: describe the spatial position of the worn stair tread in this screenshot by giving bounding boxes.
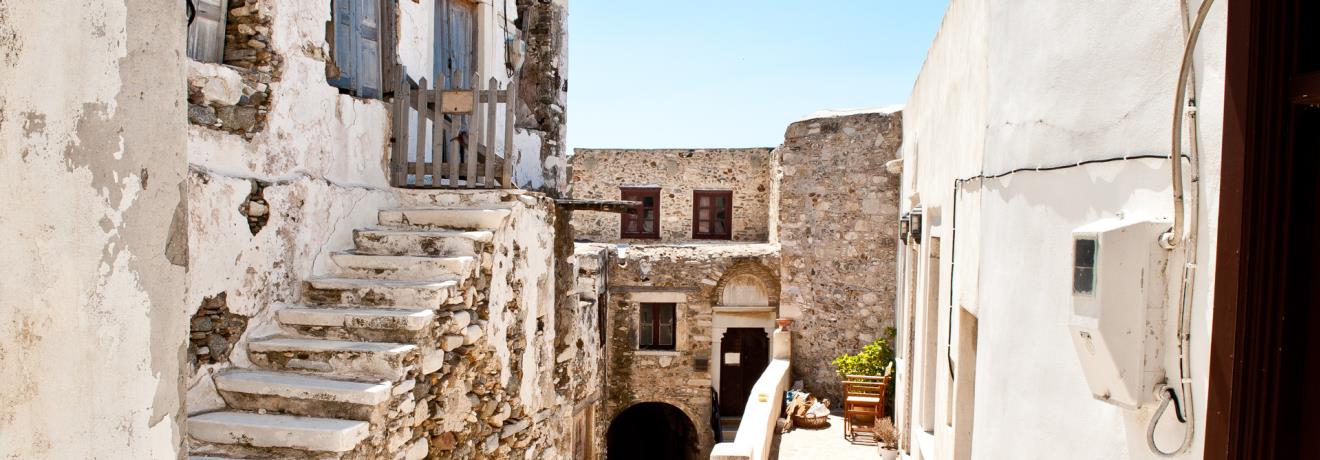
[379,207,513,230]
[278,305,435,330]
[306,276,459,290]
[356,227,495,241]
[214,370,391,406]
[333,251,476,263]
[248,337,416,355]
[189,411,369,452]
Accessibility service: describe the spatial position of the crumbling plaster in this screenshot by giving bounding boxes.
[0,0,187,457]
[570,148,775,243]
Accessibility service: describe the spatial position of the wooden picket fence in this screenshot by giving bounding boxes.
[389,65,517,188]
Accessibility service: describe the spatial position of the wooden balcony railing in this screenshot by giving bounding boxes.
[389,65,518,189]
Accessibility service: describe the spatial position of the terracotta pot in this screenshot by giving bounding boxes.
[775,318,794,330]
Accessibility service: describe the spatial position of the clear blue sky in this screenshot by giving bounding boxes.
[566,1,949,152]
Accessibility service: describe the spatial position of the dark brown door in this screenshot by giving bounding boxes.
[719,328,769,416]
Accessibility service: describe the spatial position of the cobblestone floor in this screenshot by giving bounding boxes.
[771,411,882,459]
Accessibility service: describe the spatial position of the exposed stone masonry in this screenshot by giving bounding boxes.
[189,292,249,366]
[777,110,903,402]
[187,0,280,137]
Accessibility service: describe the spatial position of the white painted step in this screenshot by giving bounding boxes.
[247,337,416,380]
[278,305,435,331]
[189,411,369,452]
[214,370,391,406]
[379,206,512,231]
[303,276,460,309]
[330,251,475,281]
[352,228,493,257]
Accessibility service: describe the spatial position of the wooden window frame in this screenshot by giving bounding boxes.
[328,0,392,100]
[692,190,733,240]
[638,303,676,351]
[620,187,662,240]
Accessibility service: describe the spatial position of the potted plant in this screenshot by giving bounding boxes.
[875,417,899,460]
[831,327,896,412]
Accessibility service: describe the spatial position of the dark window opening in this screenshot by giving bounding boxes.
[639,303,676,350]
[693,190,733,240]
[621,187,661,239]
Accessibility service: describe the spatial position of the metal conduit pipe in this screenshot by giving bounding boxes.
[1149,0,1214,456]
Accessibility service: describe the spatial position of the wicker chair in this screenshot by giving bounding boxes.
[842,363,893,441]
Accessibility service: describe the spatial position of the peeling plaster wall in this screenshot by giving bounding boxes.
[597,243,781,459]
[776,110,903,402]
[569,148,775,244]
[184,0,400,412]
[0,0,188,457]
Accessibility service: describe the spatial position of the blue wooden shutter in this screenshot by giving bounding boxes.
[437,0,476,89]
[328,0,356,90]
[354,0,382,98]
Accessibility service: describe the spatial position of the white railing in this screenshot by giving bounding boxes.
[711,329,792,460]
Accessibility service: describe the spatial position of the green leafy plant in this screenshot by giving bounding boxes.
[832,327,896,413]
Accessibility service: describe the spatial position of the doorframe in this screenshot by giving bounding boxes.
[1204,0,1309,458]
[710,312,776,410]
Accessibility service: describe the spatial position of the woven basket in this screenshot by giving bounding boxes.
[792,414,830,429]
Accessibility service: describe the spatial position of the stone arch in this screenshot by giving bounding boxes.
[711,259,780,308]
[719,274,769,307]
[607,402,699,460]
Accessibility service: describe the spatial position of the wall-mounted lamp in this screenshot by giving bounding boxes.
[899,214,911,241]
[505,37,526,75]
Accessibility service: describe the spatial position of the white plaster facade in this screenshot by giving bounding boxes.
[894,1,1228,459]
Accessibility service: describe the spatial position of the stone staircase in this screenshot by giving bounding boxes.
[187,201,514,459]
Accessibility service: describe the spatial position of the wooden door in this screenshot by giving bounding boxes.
[719,328,769,416]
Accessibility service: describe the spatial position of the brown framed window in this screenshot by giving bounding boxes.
[638,303,676,350]
[621,187,661,239]
[692,190,733,240]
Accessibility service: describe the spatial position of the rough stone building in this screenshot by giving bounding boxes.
[777,109,904,401]
[570,114,903,458]
[3,0,603,458]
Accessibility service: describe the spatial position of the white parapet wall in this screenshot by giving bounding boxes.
[711,329,792,460]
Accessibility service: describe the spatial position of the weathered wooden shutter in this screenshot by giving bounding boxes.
[437,0,477,89]
[328,0,382,98]
[187,0,228,63]
[354,0,382,98]
[328,0,356,90]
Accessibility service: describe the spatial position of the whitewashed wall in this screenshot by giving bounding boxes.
[897,1,1227,459]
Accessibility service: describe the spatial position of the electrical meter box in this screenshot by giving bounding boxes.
[1069,217,1170,409]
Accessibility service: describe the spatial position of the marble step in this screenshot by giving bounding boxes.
[378,206,512,231]
[188,411,369,453]
[352,228,493,257]
[329,251,475,281]
[302,277,460,309]
[214,370,390,421]
[278,305,435,332]
[247,337,416,381]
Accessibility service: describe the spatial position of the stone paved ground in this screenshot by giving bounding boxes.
[771,411,880,460]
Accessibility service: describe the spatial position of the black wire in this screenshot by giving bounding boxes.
[186,0,196,26]
[958,153,1192,183]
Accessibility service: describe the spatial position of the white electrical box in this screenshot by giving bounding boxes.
[1069,218,1170,409]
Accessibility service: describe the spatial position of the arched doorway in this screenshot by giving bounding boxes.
[607,402,697,460]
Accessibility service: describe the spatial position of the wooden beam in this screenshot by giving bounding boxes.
[555,199,642,214]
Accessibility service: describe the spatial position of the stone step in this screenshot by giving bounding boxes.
[188,411,370,453]
[247,337,416,381]
[302,277,460,310]
[329,251,475,281]
[352,227,493,257]
[214,370,391,421]
[278,305,435,331]
[378,206,512,231]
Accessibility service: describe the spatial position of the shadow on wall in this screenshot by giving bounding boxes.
[607,402,698,460]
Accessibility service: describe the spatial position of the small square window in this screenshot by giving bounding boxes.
[639,303,676,350]
[692,190,733,240]
[620,187,661,239]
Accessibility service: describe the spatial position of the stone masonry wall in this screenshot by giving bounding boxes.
[777,110,903,402]
[598,243,780,459]
[569,149,775,244]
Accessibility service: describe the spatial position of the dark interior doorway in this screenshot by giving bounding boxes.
[1206,1,1320,458]
[606,402,696,460]
[718,328,769,416]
